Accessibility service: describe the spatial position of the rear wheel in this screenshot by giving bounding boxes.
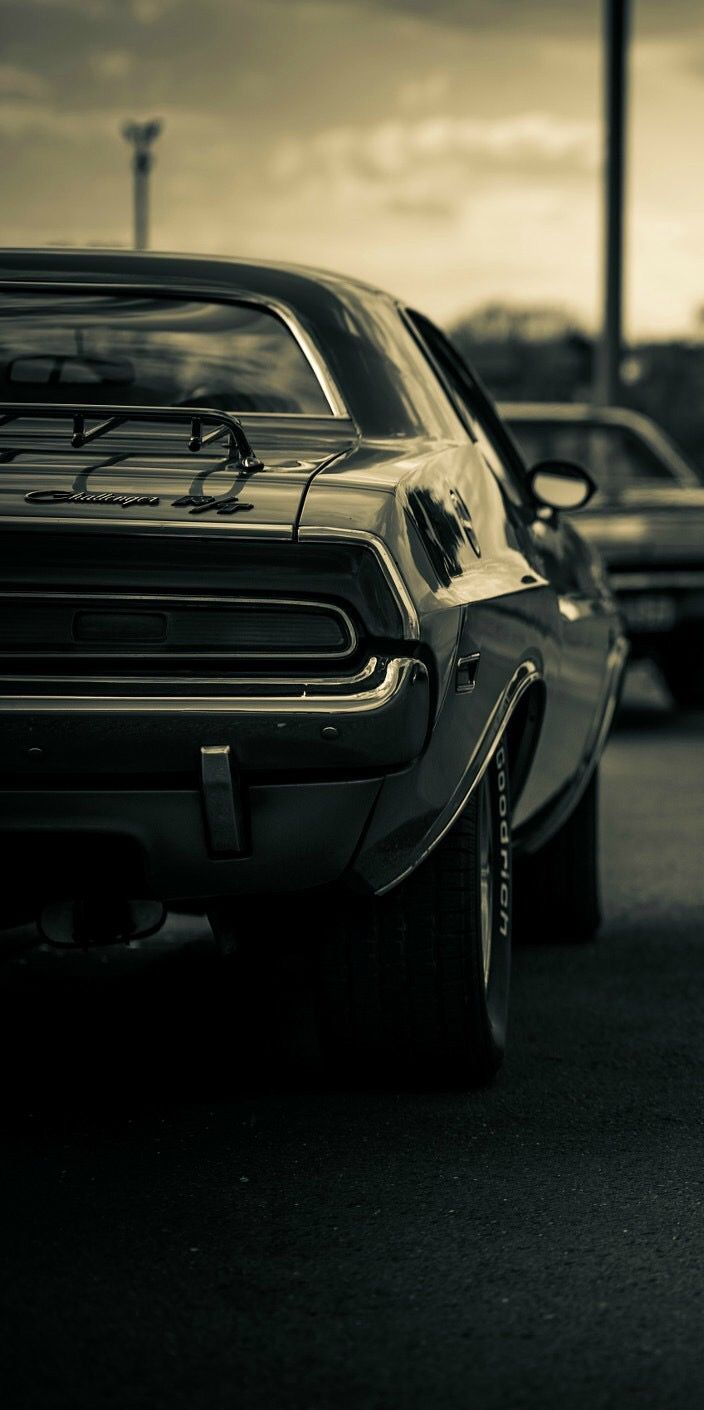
[315,746,512,1088]
[514,767,601,944]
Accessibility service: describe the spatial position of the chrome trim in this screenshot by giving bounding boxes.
[229,411,354,424]
[0,655,418,714]
[298,526,420,640]
[2,657,381,690]
[558,594,601,623]
[1,513,292,538]
[589,635,629,763]
[0,280,349,420]
[0,590,358,661]
[376,659,542,894]
[479,775,494,987]
[611,571,704,591]
[263,295,348,418]
[516,633,629,856]
[456,652,480,694]
[0,400,263,471]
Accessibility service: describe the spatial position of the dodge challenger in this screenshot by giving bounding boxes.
[0,252,626,1085]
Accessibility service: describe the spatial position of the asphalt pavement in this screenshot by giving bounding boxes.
[2,664,704,1410]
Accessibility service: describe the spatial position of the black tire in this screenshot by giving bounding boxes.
[315,745,512,1088]
[661,650,704,711]
[513,767,601,944]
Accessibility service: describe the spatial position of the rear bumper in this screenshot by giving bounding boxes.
[2,777,384,899]
[0,655,429,901]
[0,656,429,775]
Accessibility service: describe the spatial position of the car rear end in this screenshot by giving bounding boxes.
[0,279,429,921]
[574,485,704,647]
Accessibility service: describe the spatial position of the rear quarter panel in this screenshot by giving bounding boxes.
[299,435,607,889]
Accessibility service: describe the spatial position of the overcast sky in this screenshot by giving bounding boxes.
[2,0,704,335]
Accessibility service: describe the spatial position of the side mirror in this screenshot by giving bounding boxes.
[528,459,596,512]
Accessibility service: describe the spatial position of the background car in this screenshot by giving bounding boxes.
[503,402,704,708]
[0,252,625,1086]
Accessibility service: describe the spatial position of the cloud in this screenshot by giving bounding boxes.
[397,70,449,111]
[300,0,704,37]
[89,48,133,80]
[272,111,598,222]
[14,0,115,12]
[19,0,178,18]
[0,95,215,144]
[0,98,116,138]
[282,0,598,37]
[128,0,175,20]
[0,63,48,98]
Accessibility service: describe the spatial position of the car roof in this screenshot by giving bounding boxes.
[0,247,388,315]
[499,400,699,486]
[0,248,441,440]
[500,401,658,432]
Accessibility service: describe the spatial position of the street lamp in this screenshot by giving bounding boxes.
[596,0,629,406]
[121,119,162,252]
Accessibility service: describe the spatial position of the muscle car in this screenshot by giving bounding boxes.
[504,402,704,709]
[0,252,626,1086]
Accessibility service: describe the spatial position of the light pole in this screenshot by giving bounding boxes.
[121,119,162,251]
[596,0,629,406]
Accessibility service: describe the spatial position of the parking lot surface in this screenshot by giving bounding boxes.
[2,668,704,1410]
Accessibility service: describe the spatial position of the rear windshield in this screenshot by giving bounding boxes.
[509,419,678,501]
[0,292,332,415]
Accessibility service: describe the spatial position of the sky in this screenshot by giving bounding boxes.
[1,0,704,336]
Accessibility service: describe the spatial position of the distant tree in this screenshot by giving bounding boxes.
[616,341,704,476]
[448,301,704,479]
[455,303,581,344]
[450,302,593,404]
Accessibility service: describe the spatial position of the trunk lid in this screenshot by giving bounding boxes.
[0,415,356,540]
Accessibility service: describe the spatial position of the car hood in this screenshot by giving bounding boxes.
[575,484,704,566]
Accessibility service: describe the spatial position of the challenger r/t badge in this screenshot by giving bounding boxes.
[24,490,254,516]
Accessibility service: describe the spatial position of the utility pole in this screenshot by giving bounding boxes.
[595,0,629,405]
[121,119,162,251]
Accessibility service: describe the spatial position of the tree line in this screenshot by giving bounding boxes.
[450,303,704,476]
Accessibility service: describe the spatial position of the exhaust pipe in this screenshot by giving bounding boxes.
[39,899,166,948]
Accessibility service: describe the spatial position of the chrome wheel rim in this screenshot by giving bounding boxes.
[479,775,494,988]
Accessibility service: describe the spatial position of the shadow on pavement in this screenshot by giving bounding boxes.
[613,659,704,732]
[4,709,704,1410]
[0,911,332,1120]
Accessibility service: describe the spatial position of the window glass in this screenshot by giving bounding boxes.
[346,296,466,440]
[0,292,332,415]
[405,310,530,506]
[509,420,677,503]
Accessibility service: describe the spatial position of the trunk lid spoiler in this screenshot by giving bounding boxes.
[0,403,356,539]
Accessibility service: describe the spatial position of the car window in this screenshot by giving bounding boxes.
[350,296,467,442]
[404,309,531,508]
[509,420,678,503]
[0,292,332,415]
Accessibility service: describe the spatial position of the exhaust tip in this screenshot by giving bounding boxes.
[39,899,166,948]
